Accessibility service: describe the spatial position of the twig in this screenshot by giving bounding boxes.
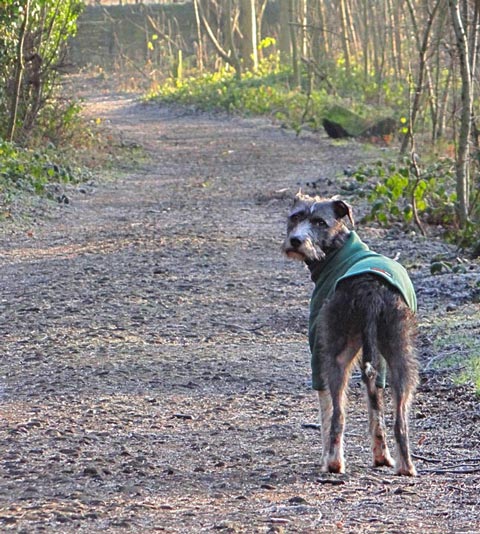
[214,322,266,335]
[301,422,320,430]
[412,453,441,463]
[424,351,462,370]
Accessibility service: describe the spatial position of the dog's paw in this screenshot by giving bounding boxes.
[395,463,417,476]
[326,458,345,474]
[373,454,395,468]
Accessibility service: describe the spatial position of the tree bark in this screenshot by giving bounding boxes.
[339,0,351,74]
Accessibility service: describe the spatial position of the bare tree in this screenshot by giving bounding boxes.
[400,0,441,154]
[194,0,242,79]
[193,0,204,71]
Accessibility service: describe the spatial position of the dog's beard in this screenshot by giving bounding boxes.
[284,238,325,262]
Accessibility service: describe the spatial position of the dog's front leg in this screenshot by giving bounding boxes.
[317,390,332,470]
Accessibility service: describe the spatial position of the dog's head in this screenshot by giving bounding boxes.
[282,191,354,262]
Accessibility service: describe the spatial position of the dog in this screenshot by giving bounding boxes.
[283,191,418,476]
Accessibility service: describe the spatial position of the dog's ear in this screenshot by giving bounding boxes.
[332,199,354,227]
[292,188,303,205]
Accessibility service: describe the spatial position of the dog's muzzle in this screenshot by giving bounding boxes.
[284,236,323,261]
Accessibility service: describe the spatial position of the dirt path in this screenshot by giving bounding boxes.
[0,92,479,533]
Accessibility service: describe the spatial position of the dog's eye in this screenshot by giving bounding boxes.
[312,218,327,227]
[289,213,303,224]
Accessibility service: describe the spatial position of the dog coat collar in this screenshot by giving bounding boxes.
[309,231,417,313]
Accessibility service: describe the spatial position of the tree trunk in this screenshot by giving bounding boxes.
[400,0,440,154]
[339,0,351,74]
[239,0,258,71]
[314,0,328,60]
[193,0,204,71]
[278,0,291,61]
[225,0,242,78]
[300,0,308,58]
[256,0,268,60]
[449,0,472,226]
[289,0,301,87]
[7,0,31,142]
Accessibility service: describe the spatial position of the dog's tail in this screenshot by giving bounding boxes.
[360,302,381,387]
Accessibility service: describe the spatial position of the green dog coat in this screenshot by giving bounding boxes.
[308,231,417,391]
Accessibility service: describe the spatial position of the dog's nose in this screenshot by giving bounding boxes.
[290,237,302,249]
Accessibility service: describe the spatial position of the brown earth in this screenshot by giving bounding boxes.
[0,84,479,533]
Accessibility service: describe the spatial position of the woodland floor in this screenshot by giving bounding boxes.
[0,78,479,533]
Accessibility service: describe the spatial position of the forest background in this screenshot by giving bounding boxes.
[1,0,480,250]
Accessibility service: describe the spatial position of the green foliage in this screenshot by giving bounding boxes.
[148,41,401,138]
[330,57,408,109]
[352,157,480,247]
[0,139,90,204]
[430,255,469,275]
[353,159,457,229]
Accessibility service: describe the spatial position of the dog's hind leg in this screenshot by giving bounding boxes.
[390,364,417,476]
[360,306,395,469]
[362,372,395,468]
[380,308,418,476]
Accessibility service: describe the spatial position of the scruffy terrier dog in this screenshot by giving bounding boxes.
[283,191,418,476]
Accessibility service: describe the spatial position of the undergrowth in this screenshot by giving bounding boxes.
[0,140,93,219]
[147,52,395,135]
[352,158,480,249]
[353,159,457,228]
[148,66,320,132]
